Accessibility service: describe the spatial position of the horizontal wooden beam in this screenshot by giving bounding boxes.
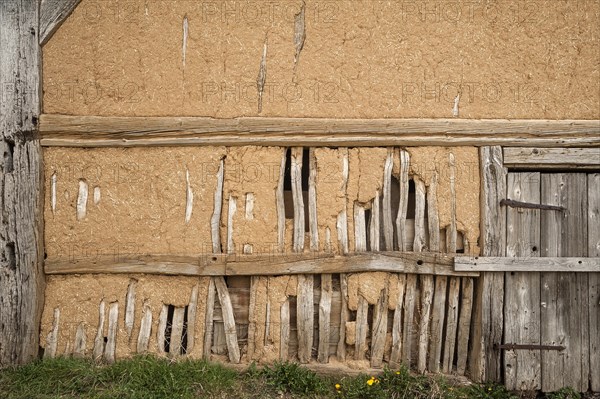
[455,256,600,272]
[45,252,479,277]
[39,114,600,148]
[503,147,600,170]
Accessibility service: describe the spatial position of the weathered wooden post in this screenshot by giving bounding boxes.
[0,0,44,366]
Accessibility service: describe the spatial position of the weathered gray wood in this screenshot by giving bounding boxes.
[297,275,314,363]
[226,195,237,254]
[448,153,458,253]
[212,159,224,253]
[73,323,86,358]
[337,274,349,361]
[92,300,106,361]
[39,0,81,45]
[402,274,418,366]
[390,274,406,367]
[354,204,367,252]
[157,304,168,354]
[104,302,119,363]
[442,277,460,373]
[203,279,216,359]
[504,172,541,391]
[0,0,44,367]
[470,146,506,382]
[46,252,478,277]
[318,274,332,363]
[336,149,350,254]
[246,277,258,360]
[44,308,60,359]
[292,147,305,252]
[369,191,381,251]
[456,278,474,375]
[428,276,447,373]
[39,115,600,147]
[396,151,410,251]
[170,307,185,356]
[383,149,395,250]
[137,301,152,353]
[280,299,290,361]
[588,173,600,392]
[504,147,600,169]
[370,286,388,368]
[277,151,286,253]
[455,257,599,272]
[417,275,434,373]
[309,148,319,252]
[214,277,240,363]
[186,285,199,354]
[540,174,590,392]
[354,296,369,361]
[427,173,440,252]
[413,179,426,253]
[125,280,137,336]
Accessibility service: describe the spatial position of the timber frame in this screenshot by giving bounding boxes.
[0,0,599,384]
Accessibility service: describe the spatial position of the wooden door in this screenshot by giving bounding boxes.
[503,172,599,392]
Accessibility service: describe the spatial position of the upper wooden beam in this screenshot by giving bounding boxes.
[44,252,479,277]
[39,114,600,148]
[39,0,81,46]
[503,147,600,170]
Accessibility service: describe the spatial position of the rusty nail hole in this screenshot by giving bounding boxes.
[578,260,582,264]
[532,246,538,252]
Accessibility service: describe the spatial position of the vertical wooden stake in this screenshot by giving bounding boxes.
[104,302,119,363]
[390,275,406,367]
[371,286,389,368]
[309,148,319,252]
[417,275,434,373]
[297,275,314,363]
[203,279,216,359]
[318,274,332,363]
[214,276,240,363]
[337,274,349,361]
[396,150,410,251]
[383,148,394,250]
[413,178,426,252]
[291,147,305,253]
[355,296,369,360]
[92,300,106,361]
[280,299,290,361]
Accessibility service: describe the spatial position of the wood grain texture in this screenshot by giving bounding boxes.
[292,147,305,253]
[137,302,152,353]
[413,179,426,253]
[46,252,478,277]
[390,275,406,367]
[428,276,447,373]
[276,150,286,253]
[214,277,241,363]
[427,173,440,252]
[417,275,434,373]
[337,274,349,361]
[280,299,290,361]
[504,147,600,169]
[370,286,388,368]
[297,275,314,363]
[318,274,332,363]
[504,172,541,391]
[396,150,410,251]
[39,115,600,147]
[383,149,395,250]
[309,148,319,252]
[455,257,599,272]
[588,173,600,392]
[39,0,81,45]
[203,279,216,359]
[170,307,185,356]
[402,275,418,366]
[456,278,474,375]
[470,146,506,382]
[0,0,44,367]
[442,277,460,374]
[355,296,369,361]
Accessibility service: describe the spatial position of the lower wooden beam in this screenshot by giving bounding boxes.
[455,256,600,272]
[45,252,479,277]
[39,115,600,148]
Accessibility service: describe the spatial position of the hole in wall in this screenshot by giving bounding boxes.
[3,139,14,174]
[164,305,175,353]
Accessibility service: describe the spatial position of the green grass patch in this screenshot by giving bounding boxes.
[0,356,592,399]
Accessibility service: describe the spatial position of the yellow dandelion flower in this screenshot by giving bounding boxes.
[395,371,400,375]
[335,384,341,390]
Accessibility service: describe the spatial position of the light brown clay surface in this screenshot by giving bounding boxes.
[44,147,226,261]
[44,0,599,119]
[221,147,283,257]
[40,275,209,359]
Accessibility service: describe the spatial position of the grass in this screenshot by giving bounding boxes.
[0,356,593,399]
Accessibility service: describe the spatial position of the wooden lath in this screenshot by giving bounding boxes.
[39,114,600,147]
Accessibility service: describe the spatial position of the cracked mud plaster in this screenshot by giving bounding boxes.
[314,148,347,254]
[43,0,599,119]
[346,148,388,253]
[406,147,480,255]
[347,272,393,311]
[220,147,282,256]
[40,275,210,359]
[44,147,226,259]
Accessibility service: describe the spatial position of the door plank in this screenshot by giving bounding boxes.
[588,173,600,391]
[504,172,541,391]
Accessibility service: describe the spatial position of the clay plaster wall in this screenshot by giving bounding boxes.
[43,0,599,119]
